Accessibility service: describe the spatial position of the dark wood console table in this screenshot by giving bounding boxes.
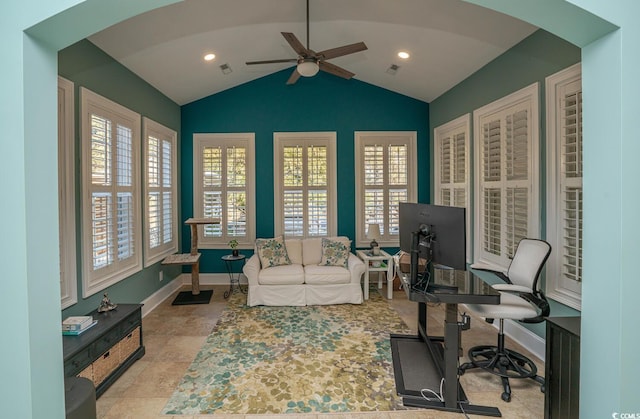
[545,316,581,419]
[62,304,144,398]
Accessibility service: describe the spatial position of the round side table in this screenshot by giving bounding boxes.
[221,254,247,298]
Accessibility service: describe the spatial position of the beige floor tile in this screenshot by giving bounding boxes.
[124,361,191,398]
[100,397,168,419]
[154,335,208,362]
[96,285,544,419]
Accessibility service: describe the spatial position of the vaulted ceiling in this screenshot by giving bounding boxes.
[89,0,537,105]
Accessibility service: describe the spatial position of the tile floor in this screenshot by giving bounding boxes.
[97,283,545,419]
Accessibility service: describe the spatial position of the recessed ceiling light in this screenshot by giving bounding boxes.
[398,51,410,60]
[203,53,216,61]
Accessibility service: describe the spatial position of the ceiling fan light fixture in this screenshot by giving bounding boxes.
[297,60,319,77]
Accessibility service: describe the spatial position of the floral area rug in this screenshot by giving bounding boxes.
[162,289,411,415]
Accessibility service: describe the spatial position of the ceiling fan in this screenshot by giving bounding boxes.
[245,0,368,85]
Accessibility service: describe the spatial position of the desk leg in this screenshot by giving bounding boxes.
[387,259,394,300]
[364,266,370,300]
[444,303,460,408]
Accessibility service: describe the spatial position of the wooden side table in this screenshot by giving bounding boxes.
[356,249,394,300]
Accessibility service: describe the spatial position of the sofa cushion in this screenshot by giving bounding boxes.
[304,264,351,285]
[320,238,349,268]
[302,236,351,266]
[284,239,303,265]
[258,264,305,285]
[256,236,291,268]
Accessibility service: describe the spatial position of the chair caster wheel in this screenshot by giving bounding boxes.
[501,392,511,402]
[540,384,545,393]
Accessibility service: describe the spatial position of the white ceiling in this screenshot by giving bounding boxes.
[89,0,537,105]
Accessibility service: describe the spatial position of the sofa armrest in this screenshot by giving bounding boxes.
[347,253,365,284]
[243,254,261,286]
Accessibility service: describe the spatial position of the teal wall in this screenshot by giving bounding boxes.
[2,1,636,418]
[58,39,183,317]
[181,69,429,271]
[430,29,582,336]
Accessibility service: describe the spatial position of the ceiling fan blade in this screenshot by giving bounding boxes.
[317,42,368,60]
[319,61,355,80]
[281,32,309,56]
[286,68,301,85]
[246,58,298,65]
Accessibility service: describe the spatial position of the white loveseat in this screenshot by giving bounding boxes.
[243,236,365,307]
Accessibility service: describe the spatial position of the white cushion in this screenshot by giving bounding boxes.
[304,264,351,285]
[258,264,305,285]
[465,292,538,321]
[285,239,303,265]
[302,238,323,266]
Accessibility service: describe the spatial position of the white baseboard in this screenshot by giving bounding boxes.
[495,319,546,362]
[140,276,183,317]
[141,273,248,317]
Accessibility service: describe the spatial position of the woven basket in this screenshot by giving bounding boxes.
[118,327,140,363]
[76,364,94,383]
[93,348,119,385]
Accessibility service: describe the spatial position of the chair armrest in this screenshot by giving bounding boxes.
[518,291,551,323]
[493,283,531,293]
[347,253,365,284]
[242,254,261,286]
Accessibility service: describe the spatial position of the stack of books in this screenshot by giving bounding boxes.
[62,316,97,336]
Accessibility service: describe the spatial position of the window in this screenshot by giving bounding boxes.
[58,77,77,309]
[143,118,178,266]
[546,63,582,310]
[274,132,337,238]
[434,115,471,262]
[80,88,142,297]
[473,84,539,270]
[355,132,417,248]
[193,133,255,248]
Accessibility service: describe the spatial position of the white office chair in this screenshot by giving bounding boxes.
[459,238,551,402]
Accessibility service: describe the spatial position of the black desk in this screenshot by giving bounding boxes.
[391,268,502,416]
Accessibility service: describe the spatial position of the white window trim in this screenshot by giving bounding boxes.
[58,76,77,309]
[80,87,143,298]
[433,114,472,263]
[193,133,256,249]
[143,117,178,267]
[355,131,418,248]
[273,132,338,238]
[473,83,540,271]
[546,63,582,310]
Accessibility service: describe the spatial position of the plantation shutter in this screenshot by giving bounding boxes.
[280,138,331,238]
[201,144,247,239]
[481,119,502,257]
[91,117,137,268]
[475,84,538,270]
[273,133,336,239]
[363,142,409,237]
[193,133,255,249]
[146,131,175,257]
[434,116,471,261]
[81,87,143,297]
[561,83,583,283]
[437,131,468,210]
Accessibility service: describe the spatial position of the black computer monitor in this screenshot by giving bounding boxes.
[399,202,466,270]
